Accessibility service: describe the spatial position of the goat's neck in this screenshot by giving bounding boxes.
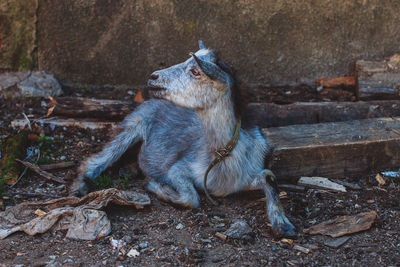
[197,96,237,151]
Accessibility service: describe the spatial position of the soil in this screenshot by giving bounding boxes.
[0,87,399,267]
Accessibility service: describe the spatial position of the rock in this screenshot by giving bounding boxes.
[222,220,253,240]
[324,236,350,248]
[0,71,63,99]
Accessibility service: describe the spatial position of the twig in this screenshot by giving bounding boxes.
[15,159,66,184]
[391,128,400,136]
[18,192,63,199]
[10,149,40,188]
[39,161,76,171]
[22,112,32,130]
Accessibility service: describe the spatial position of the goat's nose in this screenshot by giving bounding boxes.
[150,73,159,80]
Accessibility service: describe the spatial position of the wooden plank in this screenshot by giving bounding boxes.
[247,100,400,128]
[47,97,400,128]
[263,117,400,179]
[356,54,400,100]
[47,97,138,120]
[298,177,347,192]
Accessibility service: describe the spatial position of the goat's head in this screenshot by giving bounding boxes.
[147,40,235,110]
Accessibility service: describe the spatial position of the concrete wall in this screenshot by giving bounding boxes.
[0,0,37,70]
[2,0,400,91]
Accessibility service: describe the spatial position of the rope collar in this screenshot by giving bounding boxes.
[204,119,241,205]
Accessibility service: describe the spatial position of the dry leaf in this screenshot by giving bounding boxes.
[375,174,386,185]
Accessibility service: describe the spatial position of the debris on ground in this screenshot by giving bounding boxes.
[0,188,150,240]
[331,179,362,190]
[11,117,117,131]
[175,223,184,230]
[293,244,310,254]
[222,220,253,240]
[15,159,65,184]
[324,236,351,248]
[304,211,377,238]
[381,170,400,178]
[110,237,126,250]
[375,173,386,185]
[278,184,305,192]
[298,177,347,192]
[127,248,140,258]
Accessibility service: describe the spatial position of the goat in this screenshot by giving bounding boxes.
[71,41,296,237]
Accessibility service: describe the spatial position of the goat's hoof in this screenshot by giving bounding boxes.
[271,221,297,239]
[70,180,88,197]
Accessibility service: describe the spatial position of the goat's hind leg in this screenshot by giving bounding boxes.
[146,175,200,209]
[251,169,296,238]
[71,112,146,196]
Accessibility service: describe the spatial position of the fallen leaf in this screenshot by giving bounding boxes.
[375,174,386,185]
[134,90,144,102]
[281,238,293,245]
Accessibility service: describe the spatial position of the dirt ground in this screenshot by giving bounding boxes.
[0,88,399,266]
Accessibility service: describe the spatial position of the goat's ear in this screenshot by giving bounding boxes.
[198,40,207,50]
[191,53,230,91]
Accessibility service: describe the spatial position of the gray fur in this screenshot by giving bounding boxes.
[72,41,295,237]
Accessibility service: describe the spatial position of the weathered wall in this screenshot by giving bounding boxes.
[5,0,400,89]
[0,0,37,70]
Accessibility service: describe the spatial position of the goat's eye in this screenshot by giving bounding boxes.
[190,68,201,77]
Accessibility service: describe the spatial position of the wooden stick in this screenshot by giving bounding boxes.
[19,192,63,199]
[15,159,66,184]
[11,117,117,130]
[47,97,139,120]
[39,161,76,171]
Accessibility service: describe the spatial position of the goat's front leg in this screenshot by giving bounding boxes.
[250,169,296,238]
[71,114,145,196]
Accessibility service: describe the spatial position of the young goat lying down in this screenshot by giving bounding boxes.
[72,41,296,237]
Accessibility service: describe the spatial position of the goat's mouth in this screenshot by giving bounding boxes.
[146,85,167,98]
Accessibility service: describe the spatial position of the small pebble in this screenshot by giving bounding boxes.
[176,223,184,230]
[139,242,148,249]
[127,90,134,96]
[60,155,66,160]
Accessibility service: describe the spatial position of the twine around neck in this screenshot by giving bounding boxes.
[203,119,241,205]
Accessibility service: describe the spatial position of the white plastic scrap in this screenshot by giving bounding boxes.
[127,249,140,258]
[381,170,400,178]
